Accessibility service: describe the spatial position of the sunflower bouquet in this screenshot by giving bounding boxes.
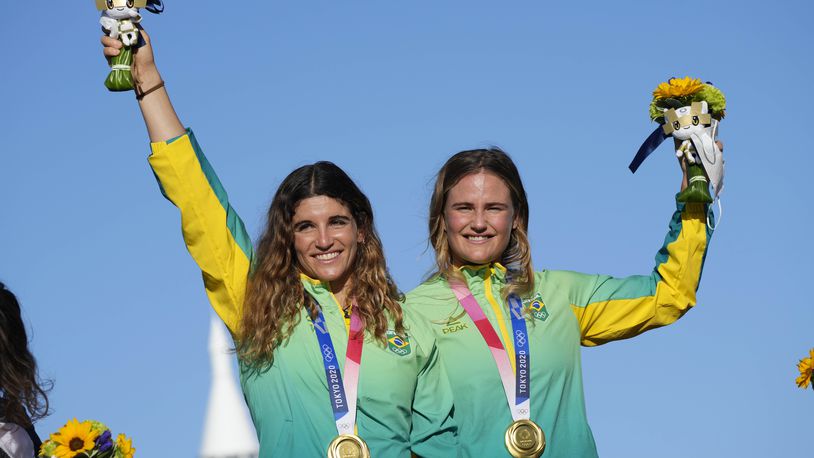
[796,348,813,391]
[630,76,727,205]
[38,419,135,458]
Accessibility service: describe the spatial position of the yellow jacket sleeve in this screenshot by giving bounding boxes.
[567,201,712,346]
[149,130,254,335]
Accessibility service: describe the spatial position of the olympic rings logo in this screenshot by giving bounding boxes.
[518,408,529,415]
[514,330,527,346]
[322,344,334,362]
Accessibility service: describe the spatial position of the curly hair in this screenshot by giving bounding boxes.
[428,148,533,299]
[237,162,404,365]
[0,282,51,426]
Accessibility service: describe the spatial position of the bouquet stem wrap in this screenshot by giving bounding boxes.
[105,45,135,91]
[677,163,713,203]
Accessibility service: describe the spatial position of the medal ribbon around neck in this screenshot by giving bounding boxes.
[311,297,365,436]
[450,280,531,421]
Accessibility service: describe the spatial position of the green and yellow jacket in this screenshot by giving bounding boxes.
[149,130,458,457]
[406,201,712,457]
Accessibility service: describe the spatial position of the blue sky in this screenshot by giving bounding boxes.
[1,1,812,456]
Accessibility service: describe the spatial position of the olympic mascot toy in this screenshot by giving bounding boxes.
[96,0,164,91]
[629,77,727,204]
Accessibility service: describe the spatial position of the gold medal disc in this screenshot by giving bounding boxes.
[504,419,546,458]
[327,434,371,458]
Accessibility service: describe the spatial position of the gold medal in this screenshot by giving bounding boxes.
[504,419,546,458]
[327,434,370,458]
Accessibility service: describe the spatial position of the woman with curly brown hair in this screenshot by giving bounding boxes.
[1,282,51,458]
[101,29,457,458]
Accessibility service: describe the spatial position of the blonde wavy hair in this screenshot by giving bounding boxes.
[238,162,404,365]
[428,148,533,299]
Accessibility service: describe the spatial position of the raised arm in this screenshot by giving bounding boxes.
[559,145,721,346]
[564,199,713,346]
[101,30,184,141]
[102,31,252,334]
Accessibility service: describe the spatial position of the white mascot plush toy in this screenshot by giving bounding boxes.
[630,77,727,206]
[664,101,724,199]
[95,0,163,91]
[99,1,142,47]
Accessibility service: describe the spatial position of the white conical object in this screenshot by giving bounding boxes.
[200,315,259,458]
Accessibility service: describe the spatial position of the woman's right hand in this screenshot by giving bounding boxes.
[100,26,183,142]
[101,28,160,86]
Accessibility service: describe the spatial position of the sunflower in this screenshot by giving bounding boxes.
[796,348,814,390]
[115,434,135,458]
[49,419,99,458]
[648,77,726,122]
[652,76,704,99]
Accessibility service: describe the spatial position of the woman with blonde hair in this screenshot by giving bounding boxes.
[407,147,715,457]
[101,30,456,457]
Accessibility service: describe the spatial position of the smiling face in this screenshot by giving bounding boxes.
[292,196,362,291]
[102,0,140,19]
[667,101,710,141]
[443,171,517,267]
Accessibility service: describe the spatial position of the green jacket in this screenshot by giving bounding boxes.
[149,130,458,457]
[406,201,713,457]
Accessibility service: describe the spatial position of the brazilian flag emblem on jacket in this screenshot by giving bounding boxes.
[386,330,411,356]
[525,293,549,322]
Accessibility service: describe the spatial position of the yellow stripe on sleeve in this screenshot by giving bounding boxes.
[149,135,252,335]
[571,203,709,347]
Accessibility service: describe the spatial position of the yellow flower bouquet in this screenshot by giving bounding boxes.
[38,419,135,458]
[630,76,727,206]
[797,349,814,391]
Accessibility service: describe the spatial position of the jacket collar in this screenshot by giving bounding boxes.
[455,262,507,283]
[299,273,332,296]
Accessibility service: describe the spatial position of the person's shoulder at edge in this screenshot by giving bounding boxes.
[0,422,36,458]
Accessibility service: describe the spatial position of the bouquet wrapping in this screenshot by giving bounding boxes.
[97,0,163,92]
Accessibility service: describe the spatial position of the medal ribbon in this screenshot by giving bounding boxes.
[450,280,530,421]
[312,298,364,436]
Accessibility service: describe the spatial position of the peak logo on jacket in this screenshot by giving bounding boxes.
[430,310,469,334]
